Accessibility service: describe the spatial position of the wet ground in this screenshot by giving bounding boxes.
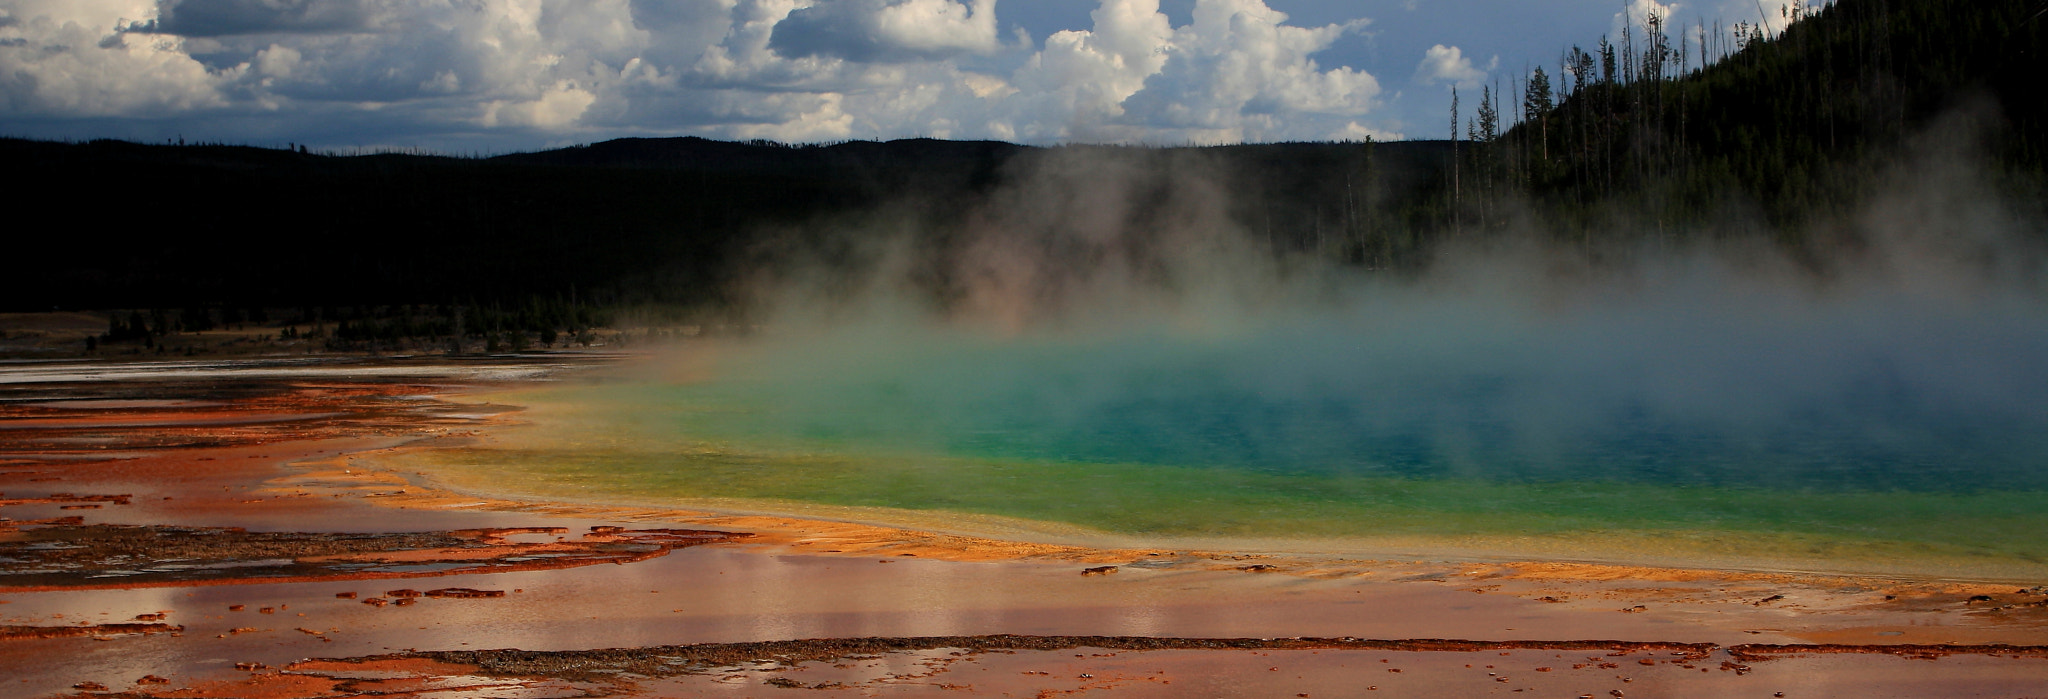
[3,355,2047,698]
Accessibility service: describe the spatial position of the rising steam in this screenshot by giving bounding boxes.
[663,117,2048,495]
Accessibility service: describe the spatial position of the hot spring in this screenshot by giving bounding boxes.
[397,254,2048,579]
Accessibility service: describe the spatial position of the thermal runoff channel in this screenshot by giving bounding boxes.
[409,241,2048,579]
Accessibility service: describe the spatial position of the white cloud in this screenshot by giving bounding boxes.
[5,0,156,33]
[1613,0,1681,37]
[133,0,393,37]
[1720,0,1825,35]
[1413,44,1490,88]
[769,0,999,61]
[1331,120,1400,142]
[483,79,595,128]
[0,0,1389,146]
[0,2,228,115]
[1117,0,1376,142]
[875,0,997,52]
[729,91,853,141]
[1009,0,1378,143]
[252,43,298,78]
[790,0,999,59]
[1004,0,1175,141]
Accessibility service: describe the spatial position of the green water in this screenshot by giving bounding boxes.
[405,307,2048,578]
[416,436,2048,571]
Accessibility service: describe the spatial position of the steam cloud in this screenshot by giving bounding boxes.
[657,120,2048,495]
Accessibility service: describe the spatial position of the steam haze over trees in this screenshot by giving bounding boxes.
[1,0,2043,346]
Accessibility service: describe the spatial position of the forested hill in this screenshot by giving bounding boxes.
[491,137,1022,183]
[0,136,1445,313]
[1477,0,2048,233]
[6,0,2044,319]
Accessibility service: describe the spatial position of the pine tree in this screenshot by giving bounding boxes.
[1450,87,1461,234]
[1600,37,1617,85]
[1473,85,1499,143]
[1531,66,1552,110]
[1531,67,1556,161]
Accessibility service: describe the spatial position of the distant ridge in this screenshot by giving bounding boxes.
[1483,0,2048,229]
[490,136,1030,174]
[0,136,1414,312]
[7,0,2042,313]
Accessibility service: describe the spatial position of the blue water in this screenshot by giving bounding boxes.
[420,278,2048,576]
[718,316,2048,494]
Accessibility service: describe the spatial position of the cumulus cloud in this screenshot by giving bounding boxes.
[1413,44,1490,87]
[1612,0,1681,36]
[483,80,596,129]
[1116,0,1377,142]
[1720,0,1824,35]
[1004,0,1175,141]
[770,0,1001,62]
[1008,0,1378,143]
[1331,120,1401,142]
[0,0,1392,146]
[131,0,389,37]
[0,1,227,116]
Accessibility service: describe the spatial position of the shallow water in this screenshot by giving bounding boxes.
[406,274,2048,577]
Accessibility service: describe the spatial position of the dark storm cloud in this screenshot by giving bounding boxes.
[0,0,1820,150]
[131,0,386,37]
[770,1,893,61]
[769,0,999,63]
[627,0,729,32]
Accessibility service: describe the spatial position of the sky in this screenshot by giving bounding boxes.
[0,0,1811,152]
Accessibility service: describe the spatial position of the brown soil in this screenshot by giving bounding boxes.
[413,635,1726,678]
[0,521,745,591]
[58,635,2048,699]
[8,355,2048,698]
[1726,642,2048,660]
[0,623,181,641]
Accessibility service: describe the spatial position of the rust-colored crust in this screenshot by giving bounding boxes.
[0,623,181,641]
[0,523,748,592]
[1727,642,2048,661]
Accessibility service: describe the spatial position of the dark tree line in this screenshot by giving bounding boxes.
[9,0,2044,325]
[89,298,619,352]
[4,135,1461,319]
[1453,0,2048,244]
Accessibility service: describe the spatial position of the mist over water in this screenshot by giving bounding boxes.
[712,264,2048,494]
[431,144,2048,574]
[711,142,2048,489]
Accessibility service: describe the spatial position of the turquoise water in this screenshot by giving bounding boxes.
[417,283,2048,576]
